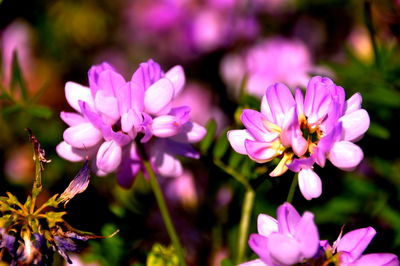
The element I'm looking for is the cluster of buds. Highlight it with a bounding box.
[0,130,113,265]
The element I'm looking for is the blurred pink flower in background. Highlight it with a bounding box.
[164,169,199,210]
[221,37,322,98]
[124,0,258,60]
[1,20,34,88]
[172,82,228,134]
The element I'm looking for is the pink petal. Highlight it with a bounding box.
[227,129,254,155]
[304,76,333,125]
[56,141,86,162]
[97,69,126,96]
[144,77,174,115]
[277,202,301,236]
[339,109,370,142]
[241,109,278,142]
[263,83,295,126]
[337,227,376,262]
[295,87,305,116]
[63,123,103,148]
[294,212,320,258]
[96,140,122,174]
[328,141,364,171]
[165,65,185,97]
[121,109,141,134]
[151,115,181,138]
[257,214,278,237]
[171,122,207,143]
[238,259,267,266]
[268,233,302,265]
[345,93,362,114]
[353,253,399,266]
[280,106,307,156]
[65,82,94,112]
[151,151,183,177]
[248,234,270,263]
[94,90,120,124]
[245,139,281,163]
[298,168,322,200]
[60,112,86,126]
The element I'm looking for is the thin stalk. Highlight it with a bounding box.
[143,160,186,266]
[364,0,380,68]
[214,158,251,190]
[286,173,298,203]
[235,188,255,265]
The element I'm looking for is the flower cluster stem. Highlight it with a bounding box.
[143,160,186,266]
[286,173,298,203]
[235,188,255,265]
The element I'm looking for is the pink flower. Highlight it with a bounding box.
[228,76,370,200]
[241,202,320,266]
[57,60,206,188]
[325,227,399,266]
[220,38,317,98]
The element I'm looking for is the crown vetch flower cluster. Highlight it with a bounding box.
[241,203,399,266]
[57,59,206,188]
[228,76,370,200]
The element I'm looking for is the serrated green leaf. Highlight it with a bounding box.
[213,129,230,159]
[199,119,217,154]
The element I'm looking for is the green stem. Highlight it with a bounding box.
[143,160,186,266]
[214,158,251,190]
[286,173,298,203]
[235,188,255,265]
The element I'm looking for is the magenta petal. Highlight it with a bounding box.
[298,168,322,200]
[345,92,362,114]
[248,234,270,262]
[238,259,267,266]
[116,82,132,114]
[171,122,207,143]
[227,129,254,155]
[165,65,185,97]
[304,76,333,125]
[151,115,181,138]
[96,140,122,174]
[328,141,363,171]
[245,139,280,163]
[144,77,174,115]
[294,212,319,258]
[241,109,278,142]
[268,233,302,265]
[56,141,86,162]
[277,202,301,235]
[353,253,399,266]
[151,150,183,177]
[117,144,141,188]
[337,227,376,262]
[94,90,120,124]
[131,59,163,90]
[65,82,94,112]
[97,69,126,97]
[257,214,278,237]
[339,109,370,142]
[60,112,86,127]
[88,62,115,95]
[287,157,315,172]
[295,87,305,115]
[121,109,142,134]
[63,123,102,148]
[281,106,307,156]
[264,83,295,126]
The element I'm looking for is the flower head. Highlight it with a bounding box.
[241,202,320,266]
[228,76,370,200]
[324,227,399,266]
[57,59,206,188]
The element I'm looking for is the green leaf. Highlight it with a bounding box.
[213,129,230,159]
[368,122,390,139]
[220,258,235,266]
[45,211,66,227]
[25,105,53,119]
[199,119,217,154]
[11,51,29,101]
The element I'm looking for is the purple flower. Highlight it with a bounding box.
[57,59,206,188]
[325,227,399,266]
[240,202,319,266]
[228,76,370,200]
